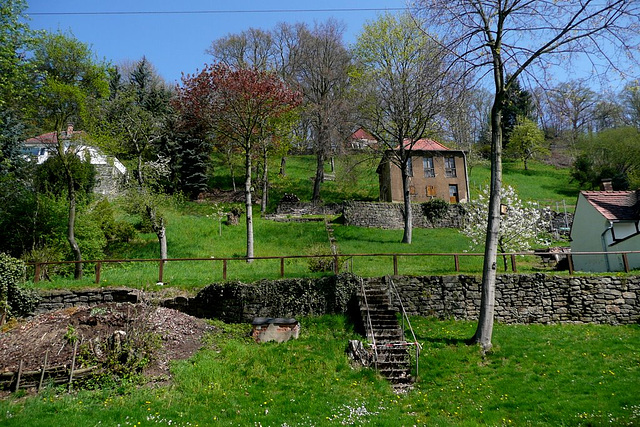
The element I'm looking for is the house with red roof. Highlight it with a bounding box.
[349,127,377,150]
[376,138,469,203]
[570,184,640,272]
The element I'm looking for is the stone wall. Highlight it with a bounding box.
[381,274,639,325]
[31,274,640,326]
[164,275,361,323]
[342,201,464,229]
[34,288,141,314]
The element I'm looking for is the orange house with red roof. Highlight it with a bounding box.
[570,186,640,272]
[376,138,469,203]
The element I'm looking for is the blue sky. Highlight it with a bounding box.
[25,0,408,84]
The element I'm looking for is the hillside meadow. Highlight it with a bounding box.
[4,156,640,426]
[28,156,580,289]
[1,316,639,426]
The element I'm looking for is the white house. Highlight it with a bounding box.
[570,189,640,272]
[23,124,127,196]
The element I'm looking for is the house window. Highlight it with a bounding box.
[445,156,457,177]
[423,157,435,177]
[449,184,459,203]
[406,157,413,176]
[426,185,436,197]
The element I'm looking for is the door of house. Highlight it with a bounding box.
[449,184,459,203]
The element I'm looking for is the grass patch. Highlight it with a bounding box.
[1,316,639,426]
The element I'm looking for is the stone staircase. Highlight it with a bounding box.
[357,278,414,392]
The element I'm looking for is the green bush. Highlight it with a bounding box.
[421,198,450,223]
[0,253,40,322]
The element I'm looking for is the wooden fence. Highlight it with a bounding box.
[28,250,640,284]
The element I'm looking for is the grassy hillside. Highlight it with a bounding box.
[210,153,580,207]
[2,316,638,426]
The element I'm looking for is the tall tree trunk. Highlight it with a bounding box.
[312,150,325,203]
[279,156,286,176]
[245,150,254,262]
[261,146,269,214]
[471,91,504,352]
[158,223,167,260]
[401,164,413,244]
[58,135,83,280]
[67,182,83,279]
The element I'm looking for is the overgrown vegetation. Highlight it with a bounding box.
[0,253,40,324]
[1,315,638,426]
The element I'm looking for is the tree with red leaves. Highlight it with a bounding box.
[175,64,301,260]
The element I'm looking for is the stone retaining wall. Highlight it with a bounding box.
[380,274,639,324]
[32,274,640,325]
[342,201,464,229]
[34,288,141,314]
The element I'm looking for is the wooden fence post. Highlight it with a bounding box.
[223,259,227,280]
[39,350,49,391]
[34,263,41,283]
[510,254,517,272]
[95,262,102,284]
[393,255,398,276]
[568,254,574,275]
[158,260,164,283]
[454,255,460,272]
[280,258,285,277]
[622,253,630,273]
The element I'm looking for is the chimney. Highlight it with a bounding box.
[600,178,613,192]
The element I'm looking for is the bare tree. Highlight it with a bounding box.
[294,19,353,203]
[416,0,639,350]
[206,28,274,70]
[547,80,598,152]
[352,12,453,244]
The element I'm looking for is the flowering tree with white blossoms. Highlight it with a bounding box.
[462,185,549,271]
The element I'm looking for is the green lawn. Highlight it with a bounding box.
[2,316,639,426]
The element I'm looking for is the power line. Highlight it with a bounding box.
[29,7,407,17]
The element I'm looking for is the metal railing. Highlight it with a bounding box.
[358,277,378,371]
[388,277,422,378]
[27,250,640,284]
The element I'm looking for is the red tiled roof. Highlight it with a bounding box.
[25,130,85,145]
[351,128,376,141]
[397,138,450,151]
[25,132,58,145]
[582,190,640,221]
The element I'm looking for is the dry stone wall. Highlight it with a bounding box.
[31,274,639,326]
[34,288,141,314]
[342,201,464,229]
[382,274,640,324]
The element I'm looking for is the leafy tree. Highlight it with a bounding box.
[352,12,452,244]
[176,64,301,260]
[462,185,548,271]
[0,0,34,115]
[572,127,640,189]
[622,80,640,129]
[29,31,110,279]
[94,58,174,260]
[502,76,535,148]
[506,117,549,170]
[416,0,639,350]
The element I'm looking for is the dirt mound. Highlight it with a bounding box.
[0,303,213,391]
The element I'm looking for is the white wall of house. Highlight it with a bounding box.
[571,193,613,272]
[571,193,640,272]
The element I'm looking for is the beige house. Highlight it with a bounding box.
[570,189,640,272]
[377,139,469,203]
